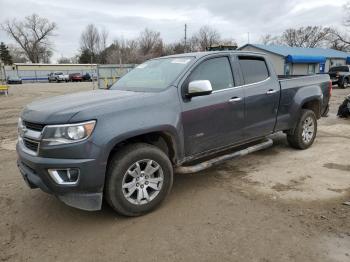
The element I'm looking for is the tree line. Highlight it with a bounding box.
[2,6,350,65]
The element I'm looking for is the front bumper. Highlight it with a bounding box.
[16,142,105,211]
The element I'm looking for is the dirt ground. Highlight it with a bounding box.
[0,82,349,262]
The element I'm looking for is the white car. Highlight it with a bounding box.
[48,72,69,83]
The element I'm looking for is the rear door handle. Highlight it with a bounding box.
[229,97,242,102]
[266,89,278,94]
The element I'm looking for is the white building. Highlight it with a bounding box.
[239,44,350,75]
[4,63,97,82]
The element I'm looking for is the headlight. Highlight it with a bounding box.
[42,120,96,145]
[17,117,23,135]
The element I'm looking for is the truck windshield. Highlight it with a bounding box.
[111,57,194,92]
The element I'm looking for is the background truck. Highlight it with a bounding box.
[17,51,331,216]
[328,65,350,88]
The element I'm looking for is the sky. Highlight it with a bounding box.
[0,0,348,62]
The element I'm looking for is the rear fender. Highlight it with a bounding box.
[288,85,322,132]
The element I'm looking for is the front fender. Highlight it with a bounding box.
[103,125,183,164]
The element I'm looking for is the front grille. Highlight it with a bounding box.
[23,138,39,153]
[23,121,45,132]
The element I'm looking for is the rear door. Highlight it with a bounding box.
[237,56,280,140]
[181,55,245,156]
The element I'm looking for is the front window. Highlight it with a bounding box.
[188,57,234,91]
[111,57,194,92]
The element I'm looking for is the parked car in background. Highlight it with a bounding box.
[82,73,92,81]
[7,76,22,84]
[16,51,331,216]
[328,65,350,88]
[69,73,83,82]
[48,72,69,83]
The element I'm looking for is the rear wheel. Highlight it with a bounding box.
[105,143,173,216]
[287,109,317,150]
[341,78,348,89]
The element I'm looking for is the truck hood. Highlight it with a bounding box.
[21,90,149,124]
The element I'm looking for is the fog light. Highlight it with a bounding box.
[48,168,80,185]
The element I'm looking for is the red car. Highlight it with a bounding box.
[69,73,83,82]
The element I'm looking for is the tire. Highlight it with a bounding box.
[105,143,173,216]
[341,78,348,89]
[287,109,317,150]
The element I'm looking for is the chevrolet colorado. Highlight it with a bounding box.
[17,51,331,216]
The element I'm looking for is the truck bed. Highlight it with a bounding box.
[278,74,330,90]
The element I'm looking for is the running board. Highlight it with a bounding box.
[175,138,273,174]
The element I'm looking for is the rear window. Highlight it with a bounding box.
[238,56,269,84]
[329,66,349,72]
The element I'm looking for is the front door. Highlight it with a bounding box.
[181,56,245,156]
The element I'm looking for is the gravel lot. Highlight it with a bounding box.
[0,82,349,262]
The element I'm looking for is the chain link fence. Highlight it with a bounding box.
[97,64,136,89]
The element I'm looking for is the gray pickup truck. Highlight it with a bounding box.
[328,65,350,88]
[17,51,331,216]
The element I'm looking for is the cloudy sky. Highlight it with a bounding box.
[0,0,348,62]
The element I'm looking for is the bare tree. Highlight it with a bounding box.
[57,56,72,64]
[137,28,163,59]
[280,26,332,48]
[100,28,109,50]
[190,26,221,51]
[328,29,350,51]
[80,24,101,56]
[105,38,139,64]
[1,14,56,63]
[259,34,281,45]
[327,2,350,51]
[80,24,109,63]
[163,42,185,56]
[7,44,28,63]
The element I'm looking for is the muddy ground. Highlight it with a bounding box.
[0,82,349,262]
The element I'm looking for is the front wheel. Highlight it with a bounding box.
[287,109,317,150]
[105,143,173,216]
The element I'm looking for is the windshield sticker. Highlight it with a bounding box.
[171,58,191,64]
[136,64,148,69]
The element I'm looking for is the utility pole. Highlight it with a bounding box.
[184,24,187,53]
[91,53,95,90]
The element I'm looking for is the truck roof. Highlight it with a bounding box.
[161,51,267,59]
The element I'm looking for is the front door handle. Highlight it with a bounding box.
[266,89,278,94]
[229,97,242,102]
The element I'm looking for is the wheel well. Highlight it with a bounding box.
[108,132,177,165]
[302,100,321,119]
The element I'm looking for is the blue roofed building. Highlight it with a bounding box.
[239,44,350,75]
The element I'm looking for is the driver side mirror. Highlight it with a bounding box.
[186,80,213,97]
